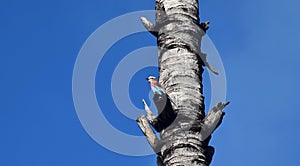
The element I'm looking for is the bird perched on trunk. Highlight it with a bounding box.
[146,76,176,105]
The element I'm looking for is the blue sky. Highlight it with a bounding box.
[1,0,300,165]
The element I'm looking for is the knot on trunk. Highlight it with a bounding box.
[152,93,177,132]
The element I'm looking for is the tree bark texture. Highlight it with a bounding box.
[137,0,229,165]
[157,1,209,165]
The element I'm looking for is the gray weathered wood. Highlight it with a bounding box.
[142,99,156,123]
[156,1,209,165]
[136,115,160,153]
[141,17,158,36]
[199,102,230,141]
[200,52,219,75]
[136,0,229,165]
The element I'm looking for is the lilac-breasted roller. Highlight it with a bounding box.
[146,76,176,105]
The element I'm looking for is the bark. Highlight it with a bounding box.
[136,115,160,153]
[137,0,229,165]
[156,1,209,165]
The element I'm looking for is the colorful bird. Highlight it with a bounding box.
[146,76,176,105]
[146,76,165,95]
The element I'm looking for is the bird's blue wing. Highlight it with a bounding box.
[153,85,165,95]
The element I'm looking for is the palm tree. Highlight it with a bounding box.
[137,0,229,165]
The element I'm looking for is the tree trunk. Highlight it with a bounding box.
[156,1,210,165]
[137,0,229,165]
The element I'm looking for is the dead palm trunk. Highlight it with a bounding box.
[137,0,229,165]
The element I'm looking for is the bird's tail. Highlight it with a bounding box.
[167,95,176,107]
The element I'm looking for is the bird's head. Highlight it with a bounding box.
[146,76,156,82]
